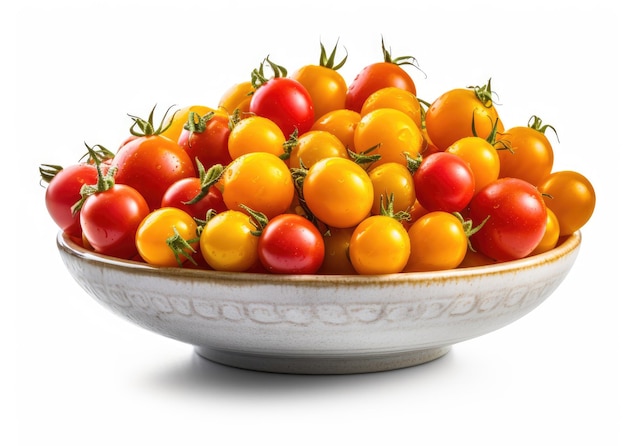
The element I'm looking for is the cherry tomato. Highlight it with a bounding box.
[317,226,357,275]
[302,157,374,228]
[135,207,199,267]
[529,207,560,256]
[258,214,325,274]
[288,130,348,169]
[41,163,98,239]
[311,108,361,150]
[177,111,233,172]
[425,80,504,152]
[468,177,547,261]
[199,209,259,272]
[160,105,214,142]
[228,115,286,160]
[353,107,424,169]
[345,40,417,112]
[497,116,556,185]
[537,170,595,236]
[404,211,467,272]
[349,214,411,275]
[360,86,422,127]
[221,151,294,220]
[161,176,227,221]
[290,41,348,121]
[413,152,475,213]
[249,57,315,139]
[80,183,150,259]
[446,136,500,194]
[368,162,416,216]
[218,81,253,115]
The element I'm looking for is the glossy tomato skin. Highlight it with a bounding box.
[468,177,547,261]
[80,184,150,259]
[345,62,416,113]
[112,135,195,210]
[135,207,199,267]
[537,170,595,235]
[425,86,503,152]
[249,77,315,139]
[161,177,227,221]
[44,163,98,238]
[413,152,475,213]
[290,64,347,122]
[348,215,411,275]
[177,112,233,173]
[497,125,554,185]
[258,214,325,274]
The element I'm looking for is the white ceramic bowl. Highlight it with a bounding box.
[57,231,581,374]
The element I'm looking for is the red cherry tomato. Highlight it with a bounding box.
[249,58,315,139]
[177,111,233,173]
[41,163,98,238]
[413,152,475,213]
[257,214,325,274]
[80,184,150,259]
[468,177,547,261]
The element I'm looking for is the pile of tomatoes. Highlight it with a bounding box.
[40,39,596,275]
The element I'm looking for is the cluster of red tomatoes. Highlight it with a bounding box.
[41,39,596,275]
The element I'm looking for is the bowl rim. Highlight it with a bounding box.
[57,230,581,285]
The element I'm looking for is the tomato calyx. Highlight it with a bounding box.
[453,212,489,252]
[183,160,224,205]
[380,36,423,74]
[378,193,411,222]
[281,129,300,161]
[348,144,383,170]
[528,115,560,142]
[468,78,497,108]
[238,204,269,236]
[319,39,348,70]
[251,56,288,89]
[128,104,178,137]
[39,163,64,184]
[72,143,118,214]
[166,226,199,267]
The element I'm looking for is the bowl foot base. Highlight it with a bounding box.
[194,345,451,374]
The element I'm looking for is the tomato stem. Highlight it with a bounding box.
[166,226,198,267]
[528,115,560,142]
[184,161,224,205]
[319,39,348,70]
[251,56,288,89]
[71,143,118,214]
[128,104,178,137]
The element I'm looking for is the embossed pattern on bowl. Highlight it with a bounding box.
[57,231,581,374]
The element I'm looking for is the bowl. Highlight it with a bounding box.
[56,230,581,374]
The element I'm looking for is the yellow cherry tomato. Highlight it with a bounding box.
[288,130,349,169]
[218,81,253,115]
[135,207,199,267]
[317,226,357,275]
[302,157,374,228]
[404,211,467,272]
[222,151,294,220]
[291,65,347,122]
[446,136,500,194]
[361,86,422,127]
[538,170,596,236]
[200,210,259,272]
[228,115,286,159]
[311,108,361,151]
[349,215,411,275]
[530,208,560,256]
[368,162,416,215]
[353,107,424,169]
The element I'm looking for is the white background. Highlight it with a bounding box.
[5,0,624,444]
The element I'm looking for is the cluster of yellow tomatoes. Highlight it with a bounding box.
[42,39,596,275]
